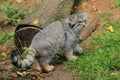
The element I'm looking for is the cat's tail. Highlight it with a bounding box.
[10,46,36,68]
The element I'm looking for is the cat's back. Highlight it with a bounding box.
[42,21,63,34]
[31,21,65,48]
[35,21,64,38]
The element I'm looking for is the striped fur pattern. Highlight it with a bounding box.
[11,13,88,72]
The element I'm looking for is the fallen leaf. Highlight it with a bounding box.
[10,72,18,78]
[0,46,7,52]
[33,19,39,25]
[2,60,7,64]
[4,65,12,70]
[23,71,27,75]
[40,73,48,78]
[107,25,114,32]
[38,77,44,80]
[1,52,7,57]
[30,71,41,76]
[17,71,26,77]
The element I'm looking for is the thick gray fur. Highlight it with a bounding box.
[11,13,88,72]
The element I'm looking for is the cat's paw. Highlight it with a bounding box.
[30,60,42,72]
[44,65,55,72]
[66,55,77,61]
[74,45,83,55]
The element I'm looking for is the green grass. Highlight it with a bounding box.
[65,17,120,79]
[115,0,120,7]
[0,32,14,45]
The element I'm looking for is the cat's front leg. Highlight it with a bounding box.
[74,44,83,55]
[65,50,77,61]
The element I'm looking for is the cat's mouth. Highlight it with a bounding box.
[72,22,86,30]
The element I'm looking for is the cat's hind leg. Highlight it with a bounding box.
[30,58,42,71]
[40,50,55,72]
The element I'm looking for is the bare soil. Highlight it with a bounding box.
[0,0,119,80]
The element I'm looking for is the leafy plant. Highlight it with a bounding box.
[0,32,15,45]
[0,3,26,26]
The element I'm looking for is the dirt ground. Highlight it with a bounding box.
[0,0,119,80]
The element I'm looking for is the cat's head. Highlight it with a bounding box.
[64,13,88,32]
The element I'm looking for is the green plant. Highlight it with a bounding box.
[0,32,15,45]
[115,0,120,7]
[0,3,26,26]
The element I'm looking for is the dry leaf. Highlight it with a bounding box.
[10,72,18,78]
[38,77,44,80]
[4,65,12,70]
[30,71,41,76]
[23,71,27,75]
[108,25,114,32]
[1,52,7,57]
[17,71,26,77]
[17,71,23,76]
[33,19,39,25]
[2,60,7,64]
[40,73,48,78]
[0,46,7,52]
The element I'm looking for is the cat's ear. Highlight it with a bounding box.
[64,15,76,28]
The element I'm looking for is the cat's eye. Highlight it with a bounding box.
[70,16,74,21]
